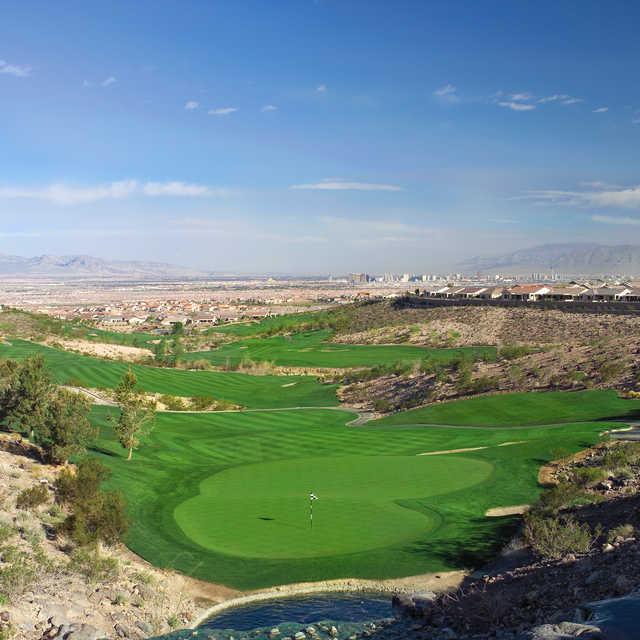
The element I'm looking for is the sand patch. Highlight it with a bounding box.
[43,337,152,362]
[419,441,524,456]
[419,446,487,456]
[485,504,530,517]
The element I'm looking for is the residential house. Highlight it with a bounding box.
[503,285,551,301]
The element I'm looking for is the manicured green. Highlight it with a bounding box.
[183,329,496,368]
[374,390,640,427]
[89,399,618,589]
[0,339,338,409]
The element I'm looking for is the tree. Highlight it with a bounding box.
[56,458,129,546]
[0,356,54,439]
[112,369,155,460]
[39,389,96,464]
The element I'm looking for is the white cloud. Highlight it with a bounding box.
[524,184,640,209]
[592,214,640,226]
[498,101,536,112]
[538,94,582,105]
[0,59,31,77]
[261,104,278,112]
[433,84,460,104]
[510,93,533,102]
[142,182,225,197]
[592,107,609,113]
[208,107,238,116]
[290,179,403,192]
[184,100,199,111]
[316,84,327,93]
[101,76,117,87]
[0,180,225,205]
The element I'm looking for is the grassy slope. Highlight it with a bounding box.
[0,339,337,409]
[374,390,640,427]
[183,329,496,368]
[0,308,157,347]
[91,404,611,589]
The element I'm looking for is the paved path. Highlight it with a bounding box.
[608,421,640,441]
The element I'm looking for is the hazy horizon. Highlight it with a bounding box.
[2,1,640,272]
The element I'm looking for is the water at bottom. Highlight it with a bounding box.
[202,593,392,631]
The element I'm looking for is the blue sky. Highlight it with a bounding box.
[1,0,640,273]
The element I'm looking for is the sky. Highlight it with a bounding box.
[1,0,640,274]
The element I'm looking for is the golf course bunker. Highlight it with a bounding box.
[174,455,493,560]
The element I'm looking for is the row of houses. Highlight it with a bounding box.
[428,282,640,303]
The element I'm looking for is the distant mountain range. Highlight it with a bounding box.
[0,254,205,279]
[460,243,640,275]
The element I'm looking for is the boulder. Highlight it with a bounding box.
[519,621,604,639]
[66,624,109,640]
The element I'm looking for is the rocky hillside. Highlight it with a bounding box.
[0,435,229,640]
[335,304,640,413]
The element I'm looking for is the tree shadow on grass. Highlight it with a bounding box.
[406,517,520,570]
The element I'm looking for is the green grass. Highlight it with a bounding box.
[374,390,640,427]
[206,312,324,337]
[0,339,338,409]
[183,329,496,369]
[88,394,623,590]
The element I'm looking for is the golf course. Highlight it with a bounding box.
[89,392,637,589]
[3,327,640,591]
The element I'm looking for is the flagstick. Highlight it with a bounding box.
[310,495,313,530]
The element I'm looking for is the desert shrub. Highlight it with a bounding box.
[537,482,586,513]
[65,377,87,389]
[186,359,213,371]
[15,485,49,511]
[373,398,392,413]
[571,466,608,489]
[524,513,599,559]
[70,547,119,582]
[498,344,537,360]
[607,524,635,544]
[159,395,188,411]
[467,376,499,394]
[0,546,38,601]
[0,623,14,640]
[191,396,215,411]
[602,445,635,471]
[599,359,626,382]
[0,521,16,544]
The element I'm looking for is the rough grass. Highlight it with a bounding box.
[0,339,338,409]
[373,390,640,427]
[89,404,614,589]
[183,329,496,369]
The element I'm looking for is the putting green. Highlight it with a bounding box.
[175,455,493,558]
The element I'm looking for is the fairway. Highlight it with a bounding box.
[87,393,630,589]
[374,390,640,427]
[0,339,338,409]
[183,329,496,368]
